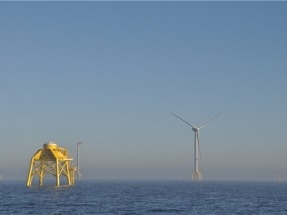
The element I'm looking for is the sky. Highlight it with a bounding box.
[0,2,287,181]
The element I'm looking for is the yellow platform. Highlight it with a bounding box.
[26,141,75,186]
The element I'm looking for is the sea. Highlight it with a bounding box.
[1,180,287,214]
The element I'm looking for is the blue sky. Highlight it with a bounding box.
[0,2,287,181]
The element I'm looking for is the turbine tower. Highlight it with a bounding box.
[172,112,222,181]
[77,142,83,180]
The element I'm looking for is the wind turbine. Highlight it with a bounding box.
[77,142,83,180]
[171,112,222,180]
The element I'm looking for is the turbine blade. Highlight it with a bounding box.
[198,112,222,129]
[171,113,197,129]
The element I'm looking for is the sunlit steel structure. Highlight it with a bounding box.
[26,141,75,186]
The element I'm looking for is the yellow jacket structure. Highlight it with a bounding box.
[26,141,75,186]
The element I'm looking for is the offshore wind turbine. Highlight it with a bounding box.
[77,142,83,180]
[171,112,222,180]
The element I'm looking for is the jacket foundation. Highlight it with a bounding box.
[26,141,76,186]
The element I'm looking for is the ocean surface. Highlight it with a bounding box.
[1,180,287,214]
